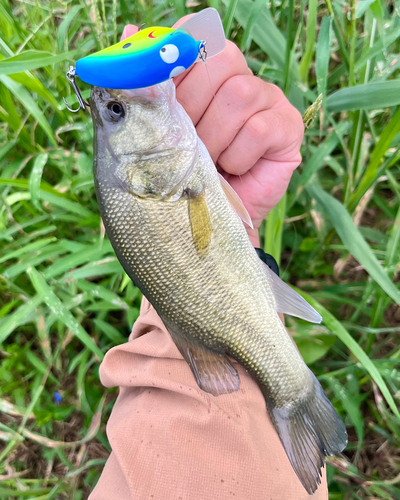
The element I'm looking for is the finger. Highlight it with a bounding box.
[196,76,286,163]
[121,25,138,40]
[174,41,250,125]
[224,155,300,228]
[217,105,304,175]
[172,14,194,29]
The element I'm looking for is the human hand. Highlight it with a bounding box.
[121,19,304,247]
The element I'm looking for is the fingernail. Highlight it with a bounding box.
[121,25,138,41]
[121,26,129,40]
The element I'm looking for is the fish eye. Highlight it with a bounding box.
[160,44,179,64]
[106,101,125,122]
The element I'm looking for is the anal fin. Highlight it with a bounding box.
[167,326,240,396]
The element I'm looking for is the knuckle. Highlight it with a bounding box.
[264,82,285,103]
[216,40,247,72]
[246,113,269,142]
[224,40,244,63]
[281,107,305,152]
[221,75,256,106]
[218,153,242,175]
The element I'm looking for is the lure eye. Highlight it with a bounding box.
[106,101,125,122]
[160,44,179,64]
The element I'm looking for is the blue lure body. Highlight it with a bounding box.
[71,8,226,90]
[76,28,201,89]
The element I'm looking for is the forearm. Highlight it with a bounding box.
[90,297,326,500]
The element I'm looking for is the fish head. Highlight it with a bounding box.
[91,81,178,152]
[91,80,198,199]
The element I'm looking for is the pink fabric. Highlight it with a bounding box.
[89,297,327,500]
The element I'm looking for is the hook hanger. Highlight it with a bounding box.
[199,41,207,63]
[63,66,90,113]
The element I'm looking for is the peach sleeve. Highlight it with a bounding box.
[89,297,327,500]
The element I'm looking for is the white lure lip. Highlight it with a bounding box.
[169,66,186,78]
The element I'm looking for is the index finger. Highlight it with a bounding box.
[171,17,251,125]
[174,41,251,126]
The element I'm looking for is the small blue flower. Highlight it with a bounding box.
[53,392,62,404]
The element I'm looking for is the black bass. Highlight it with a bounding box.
[90,79,347,494]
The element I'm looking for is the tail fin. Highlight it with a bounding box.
[263,373,347,494]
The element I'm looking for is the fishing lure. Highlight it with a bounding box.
[64,8,226,112]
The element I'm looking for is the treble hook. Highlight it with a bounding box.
[63,66,90,113]
[199,41,207,63]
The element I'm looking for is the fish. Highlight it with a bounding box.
[90,78,347,494]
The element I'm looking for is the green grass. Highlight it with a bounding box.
[0,0,399,498]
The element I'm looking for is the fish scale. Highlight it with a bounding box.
[91,79,347,494]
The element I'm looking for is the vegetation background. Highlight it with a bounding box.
[0,0,399,498]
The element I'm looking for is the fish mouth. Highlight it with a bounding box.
[92,81,172,102]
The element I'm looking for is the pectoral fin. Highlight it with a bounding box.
[188,188,212,257]
[262,261,323,324]
[218,173,253,229]
[166,324,240,396]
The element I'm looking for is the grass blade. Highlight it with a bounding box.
[295,121,350,192]
[327,80,400,111]
[0,51,77,75]
[76,280,128,310]
[27,267,103,359]
[316,16,332,118]
[296,287,400,419]
[299,0,318,83]
[264,193,286,265]
[43,245,110,279]
[29,153,48,211]
[386,205,400,272]
[40,191,93,218]
[93,319,126,344]
[348,106,400,211]
[0,296,42,344]
[0,75,56,145]
[307,182,400,307]
[223,0,240,38]
[239,0,266,52]
[220,0,294,78]
[57,6,83,52]
[0,237,56,264]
